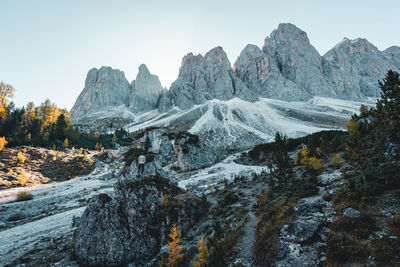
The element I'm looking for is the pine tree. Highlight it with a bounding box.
[55,114,67,141]
[267,132,293,187]
[376,70,400,142]
[167,224,184,267]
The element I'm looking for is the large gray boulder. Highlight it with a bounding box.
[262,23,333,97]
[234,44,310,101]
[71,67,131,117]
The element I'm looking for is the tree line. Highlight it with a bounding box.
[0,82,131,150]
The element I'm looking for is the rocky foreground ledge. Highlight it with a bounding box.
[73,175,207,266]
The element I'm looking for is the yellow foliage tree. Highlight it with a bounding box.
[17,152,26,164]
[62,138,69,150]
[348,119,360,136]
[196,235,209,266]
[294,144,309,166]
[0,82,15,119]
[294,144,324,172]
[307,156,324,173]
[0,136,8,151]
[163,194,169,208]
[330,154,344,168]
[17,170,28,186]
[167,224,184,267]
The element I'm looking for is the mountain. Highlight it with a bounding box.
[168,46,254,110]
[262,23,334,98]
[128,64,165,113]
[70,67,131,117]
[71,64,164,118]
[233,43,310,101]
[70,23,400,141]
[323,37,399,97]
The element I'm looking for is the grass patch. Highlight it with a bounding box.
[7,212,24,221]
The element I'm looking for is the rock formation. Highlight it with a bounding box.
[73,175,204,266]
[128,64,165,113]
[71,65,164,118]
[169,46,253,109]
[234,44,310,101]
[262,23,334,98]
[70,67,131,117]
[323,38,399,97]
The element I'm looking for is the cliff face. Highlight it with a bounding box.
[323,38,399,97]
[262,23,334,98]
[70,67,131,117]
[71,65,164,118]
[128,64,165,113]
[169,46,253,110]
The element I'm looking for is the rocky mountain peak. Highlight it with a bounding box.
[138,63,151,75]
[71,23,400,120]
[169,46,255,109]
[204,46,231,69]
[332,37,379,55]
[262,23,333,97]
[70,66,131,117]
[234,43,310,101]
[128,64,164,113]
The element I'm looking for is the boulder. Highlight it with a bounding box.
[343,207,361,218]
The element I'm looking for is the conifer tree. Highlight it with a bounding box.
[167,224,184,267]
[112,133,117,143]
[197,235,209,265]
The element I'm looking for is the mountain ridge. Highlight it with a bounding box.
[71,23,399,120]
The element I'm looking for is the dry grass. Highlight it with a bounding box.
[16,191,33,201]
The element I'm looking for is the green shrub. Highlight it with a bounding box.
[16,191,33,201]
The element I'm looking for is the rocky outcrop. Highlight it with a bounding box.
[73,176,204,266]
[70,67,131,117]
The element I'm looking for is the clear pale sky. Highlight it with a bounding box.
[1,0,399,110]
